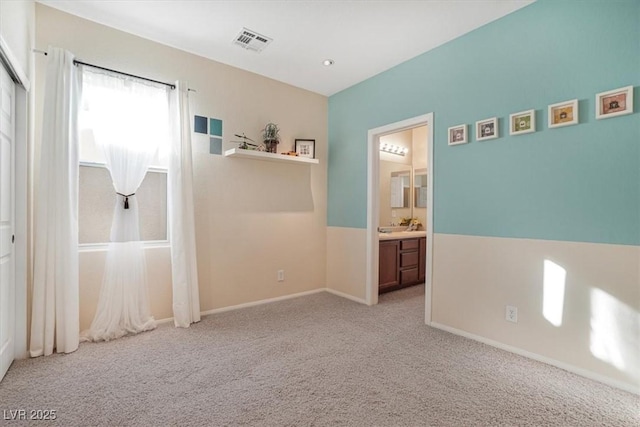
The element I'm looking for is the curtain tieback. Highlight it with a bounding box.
[116,192,135,209]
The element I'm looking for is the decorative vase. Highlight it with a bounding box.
[264,139,278,153]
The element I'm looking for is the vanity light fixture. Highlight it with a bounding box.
[379,143,409,156]
[323,59,335,66]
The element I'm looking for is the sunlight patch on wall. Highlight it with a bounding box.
[590,288,640,381]
[543,260,566,327]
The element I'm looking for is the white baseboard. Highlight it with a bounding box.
[155,317,175,326]
[156,287,366,325]
[324,288,368,305]
[430,322,639,395]
[199,288,326,317]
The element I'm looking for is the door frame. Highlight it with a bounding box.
[0,37,30,361]
[366,113,434,324]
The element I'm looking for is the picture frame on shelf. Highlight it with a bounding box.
[595,86,633,119]
[295,139,315,158]
[509,109,535,135]
[447,124,468,146]
[548,99,578,128]
[475,117,498,141]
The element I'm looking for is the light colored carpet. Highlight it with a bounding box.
[1,285,638,426]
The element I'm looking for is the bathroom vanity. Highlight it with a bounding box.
[378,232,426,294]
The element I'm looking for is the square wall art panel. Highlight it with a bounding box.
[209,118,223,137]
[210,137,222,155]
[194,115,208,134]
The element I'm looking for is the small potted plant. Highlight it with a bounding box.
[262,122,280,153]
[400,217,422,231]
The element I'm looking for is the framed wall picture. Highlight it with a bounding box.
[509,109,535,135]
[447,124,468,146]
[595,86,633,119]
[475,117,498,141]
[295,139,315,158]
[548,99,578,128]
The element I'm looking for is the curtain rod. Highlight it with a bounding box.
[77,60,175,89]
[33,48,196,92]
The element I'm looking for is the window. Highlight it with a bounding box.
[78,68,170,246]
[78,164,167,244]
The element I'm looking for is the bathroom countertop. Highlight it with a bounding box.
[378,231,426,241]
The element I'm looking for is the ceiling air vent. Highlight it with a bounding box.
[233,28,272,53]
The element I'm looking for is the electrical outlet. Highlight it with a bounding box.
[277,270,284,282]
[506,305,518,323]
[391,210,397,218]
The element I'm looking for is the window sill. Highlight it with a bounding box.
[79,240,170,252]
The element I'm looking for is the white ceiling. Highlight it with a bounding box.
[37,0,535,96]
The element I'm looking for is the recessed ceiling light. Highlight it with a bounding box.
[323,59,335,66]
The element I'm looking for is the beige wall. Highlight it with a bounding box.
[432,233,640,391]
[78,247,173,328]
[326,227,367,301]
[35,4,328,330]
[1,0,35,75]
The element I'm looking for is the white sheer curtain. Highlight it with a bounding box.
[169,81,200,327]
[30,47,81,357]
[80,68,169,341]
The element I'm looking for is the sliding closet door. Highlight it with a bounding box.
[0,62,16,381]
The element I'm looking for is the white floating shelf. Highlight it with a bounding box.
[224,148,319,165]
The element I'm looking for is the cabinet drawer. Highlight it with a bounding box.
[400,268,418,284]
[400,251,418,268]
[400,239,419,250]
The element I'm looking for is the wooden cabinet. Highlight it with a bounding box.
[379,237,426,294]
[378,240,399,290]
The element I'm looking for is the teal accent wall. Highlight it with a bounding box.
[327,0,640,245]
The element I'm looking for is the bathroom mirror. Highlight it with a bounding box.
[390,170,411,208]
[414,169,427,208]
[379,161,412,227]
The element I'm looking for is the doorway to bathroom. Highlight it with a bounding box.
[365,113,433,325]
